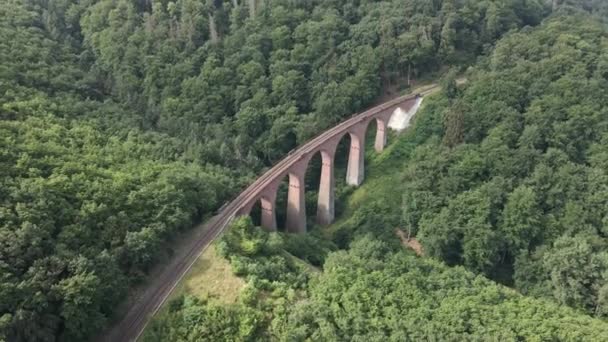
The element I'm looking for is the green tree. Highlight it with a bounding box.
[501,185,542,252]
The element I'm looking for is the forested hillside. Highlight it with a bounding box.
[320,7,608,316]
[146,217,608,341]
[146,6,608,342]
[322,4,608,327]
[1,0,607,341]
[405,14,608,317]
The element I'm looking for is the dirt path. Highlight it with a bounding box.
[396,229,424,256]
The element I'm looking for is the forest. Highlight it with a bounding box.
[146,3,608,342]
[1,0,608,341]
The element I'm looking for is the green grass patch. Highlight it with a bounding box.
[141,246,246,341]
[167,246,245,304]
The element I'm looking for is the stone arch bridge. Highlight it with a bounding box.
[230,89,428,233]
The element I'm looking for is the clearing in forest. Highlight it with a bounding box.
[396,229,424,256]
[168,246,245,304]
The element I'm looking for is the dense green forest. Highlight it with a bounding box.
[145,3,608,342]
[145,218,608,341]
[413,16,608,317]
[2,0,608,341]
[336,4,608,324]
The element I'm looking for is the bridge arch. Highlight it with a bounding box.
[302,148,337,227]
[285,170,306,233]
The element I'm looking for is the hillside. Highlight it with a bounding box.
[144,10,608,341]
[330,13,608,318]
[2,0,608,341]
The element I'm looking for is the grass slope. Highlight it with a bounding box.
[167,246,245,304]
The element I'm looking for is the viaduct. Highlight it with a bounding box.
[103,86,436,342]
[235,92,423,232]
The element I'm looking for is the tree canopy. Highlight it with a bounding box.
[3,0,608,341]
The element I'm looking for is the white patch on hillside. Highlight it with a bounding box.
[388,97,423,131]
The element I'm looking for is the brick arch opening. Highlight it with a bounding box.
[365,118,379,151]
[304,151,322,228]
[249,198,262,227]
[334,131,353,187]
[274,174,290,232]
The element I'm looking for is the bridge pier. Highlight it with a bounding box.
[374,119,387,152]
[316,150,335,225]
[286,172,306,233]
[260,193,277,232]
[346,130,365,186]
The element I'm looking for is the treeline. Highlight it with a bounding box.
[284,237,608,341]
[75,0,547,167]
[0,116,234,341]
